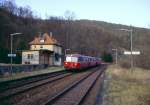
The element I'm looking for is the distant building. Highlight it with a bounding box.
[22,33,62,66]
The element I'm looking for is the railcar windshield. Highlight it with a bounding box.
[66,57,78,62]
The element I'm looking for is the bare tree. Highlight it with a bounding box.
[64,10,75,21]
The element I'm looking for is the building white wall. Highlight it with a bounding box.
[30,45,62,55]
[53,45,62,55]
[54,56,62,66]
[22,44,62,66]
[22,51,39,64]
[55,58,62,66]
[30,45,53,51]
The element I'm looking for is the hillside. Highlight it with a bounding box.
[0,0,150,69]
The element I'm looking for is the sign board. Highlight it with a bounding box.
[124,51,140,55]
[8,54,16,57]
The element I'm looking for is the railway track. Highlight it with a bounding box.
[0,70,72,99]
[10,68,98,105]
[0,70,67,92]
[44,66,105,105]
[0,66,105,105]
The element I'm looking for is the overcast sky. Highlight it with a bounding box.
[15,0,150,28]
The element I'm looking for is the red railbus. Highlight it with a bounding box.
[64,54,101,70]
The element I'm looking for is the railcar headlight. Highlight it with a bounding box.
[74,63,78,66]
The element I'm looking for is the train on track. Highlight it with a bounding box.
[64,54,101,70]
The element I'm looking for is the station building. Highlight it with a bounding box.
[22,33,62,66]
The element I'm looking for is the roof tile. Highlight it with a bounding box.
[29,33,59,45]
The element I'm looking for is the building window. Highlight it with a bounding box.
[31,54,33,59]
[27,54,30,59]
[55,53,59,61]
[27,54,33,59]
[34,45,36,48]
[40,45,43,49]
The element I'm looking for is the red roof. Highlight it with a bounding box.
[29,33,60,45]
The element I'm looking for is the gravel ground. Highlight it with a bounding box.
[0,66,64,82]
[94,71,107,105]
[0,73,71,99]
[52,68,101,105]
[10,70,92,105]
[82,70,105,105]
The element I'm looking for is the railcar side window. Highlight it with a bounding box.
[78,57,83,62]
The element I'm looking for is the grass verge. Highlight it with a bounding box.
[103,65,150,105]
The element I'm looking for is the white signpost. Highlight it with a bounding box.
[124,51,140,55]
[8,54,16,57]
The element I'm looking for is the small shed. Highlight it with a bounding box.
[22,33,62,66]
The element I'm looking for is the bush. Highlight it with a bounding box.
[101,52,113,62]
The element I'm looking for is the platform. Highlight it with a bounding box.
[0,66,65,82]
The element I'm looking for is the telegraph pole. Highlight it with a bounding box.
[112,49,118,65]
[119,28,133,71]
[130,29,133,71]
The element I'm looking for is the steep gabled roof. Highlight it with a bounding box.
[29,33,60,45]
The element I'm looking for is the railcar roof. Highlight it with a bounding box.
[66,54,94,58]
[65,54,82,57]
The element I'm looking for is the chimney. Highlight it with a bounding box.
[50,32,53,37]
[38,32,42,39]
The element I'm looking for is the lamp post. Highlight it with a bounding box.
[10,33,22,72]
[119,28,133,70]
[112,49,118,65]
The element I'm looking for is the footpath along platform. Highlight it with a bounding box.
[0,66,65,82]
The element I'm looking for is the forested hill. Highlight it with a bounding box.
[0,1,150,69]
